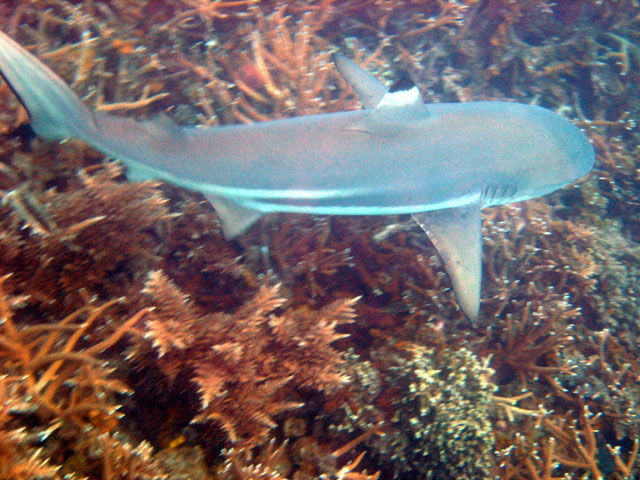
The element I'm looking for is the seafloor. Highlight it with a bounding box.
[0,1,639,479]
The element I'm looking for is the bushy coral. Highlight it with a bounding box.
[335,345,497,479]
[0,159,170,313]
[138,271,356,448]
[0,0,640,479]
[0,376,61,480]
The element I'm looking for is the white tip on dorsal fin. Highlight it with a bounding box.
[334,54,430,119]
[374,85,429,118]
[346,84,431,136]
[333,54,389,109]
[376,86,421,107]
[374,69,429,119]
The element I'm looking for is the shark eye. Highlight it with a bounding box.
[482,183,518,202]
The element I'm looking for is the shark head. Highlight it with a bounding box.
[508,104,595,204]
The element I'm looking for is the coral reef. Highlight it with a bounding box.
[0,159,170,313]
[0,376,60,479]
[0,275,168,479]
[138,271,355,448]
[0,0,639,479]
[334,346,497,479]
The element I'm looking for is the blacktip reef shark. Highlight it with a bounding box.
[0,29,595,320]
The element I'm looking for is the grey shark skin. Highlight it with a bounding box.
[0,30,595,320]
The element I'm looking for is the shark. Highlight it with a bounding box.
[0,29,594,320]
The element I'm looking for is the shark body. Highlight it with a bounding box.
[0,30,595,320]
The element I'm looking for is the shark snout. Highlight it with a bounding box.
[560,122,596,182]
[539,108,596,184]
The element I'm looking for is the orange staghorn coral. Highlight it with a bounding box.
[1,0,640,478]
[139,271,356,448]
[0,274,170,479]
[0,376,61,480]
[498,406,638,479]
[0,275,135,429]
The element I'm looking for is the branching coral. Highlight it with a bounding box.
[139,271,356,448]
[498,406,638,479]
[0,160,170,313]
[0,275,135,430]
[1,0,640,478]
[0,274,169,479]
[480,301,576,388]
[0,376,61,480]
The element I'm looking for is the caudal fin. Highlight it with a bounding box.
[0,30,96,140]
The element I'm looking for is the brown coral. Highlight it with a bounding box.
[0,376,61,480]
[1,1,640,478]
[139,271,356,448]
[0,274,170,479]
[0,159,170,313]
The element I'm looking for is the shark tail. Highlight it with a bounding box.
[0,30,96,140]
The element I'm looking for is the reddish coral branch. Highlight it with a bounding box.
[140,271,357,448]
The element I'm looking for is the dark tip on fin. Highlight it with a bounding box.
[389,71,415,93]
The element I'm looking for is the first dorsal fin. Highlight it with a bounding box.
[335,55,430,136]
[345,84,430,136]
[333,54,389,109]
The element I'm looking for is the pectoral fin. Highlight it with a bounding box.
[412,203,482,320]
[204,194,263,239]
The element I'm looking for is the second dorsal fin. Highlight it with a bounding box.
[141,113,184,143]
